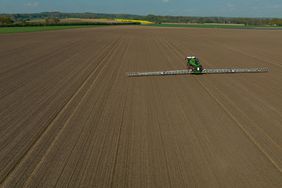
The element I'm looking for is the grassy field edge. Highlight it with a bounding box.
[146,23,282,30]
[0,25,106,34]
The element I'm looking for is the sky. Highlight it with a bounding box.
[1,0,282,18]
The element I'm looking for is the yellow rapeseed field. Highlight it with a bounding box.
[115,19,153,24]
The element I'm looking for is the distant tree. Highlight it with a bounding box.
[0,16,14,25]
[269,18,282,26]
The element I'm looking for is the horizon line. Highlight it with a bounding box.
[1,11,282,19]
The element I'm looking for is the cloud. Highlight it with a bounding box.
[25,2,39,8]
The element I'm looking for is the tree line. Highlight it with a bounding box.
[146,15,282,26]
[1,12,282,26]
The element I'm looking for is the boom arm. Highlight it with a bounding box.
[127,67,269,77]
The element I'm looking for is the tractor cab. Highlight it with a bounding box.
[186,56,203,74]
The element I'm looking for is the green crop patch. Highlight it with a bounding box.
[0,25,101,34]
[146,23,282,30]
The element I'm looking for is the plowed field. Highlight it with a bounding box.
[0,26,282,188]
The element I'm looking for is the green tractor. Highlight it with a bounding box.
[186,56,203,74]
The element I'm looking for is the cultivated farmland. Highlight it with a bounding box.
[0,26,282,188]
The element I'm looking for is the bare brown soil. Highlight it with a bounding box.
[0,26,281,188]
